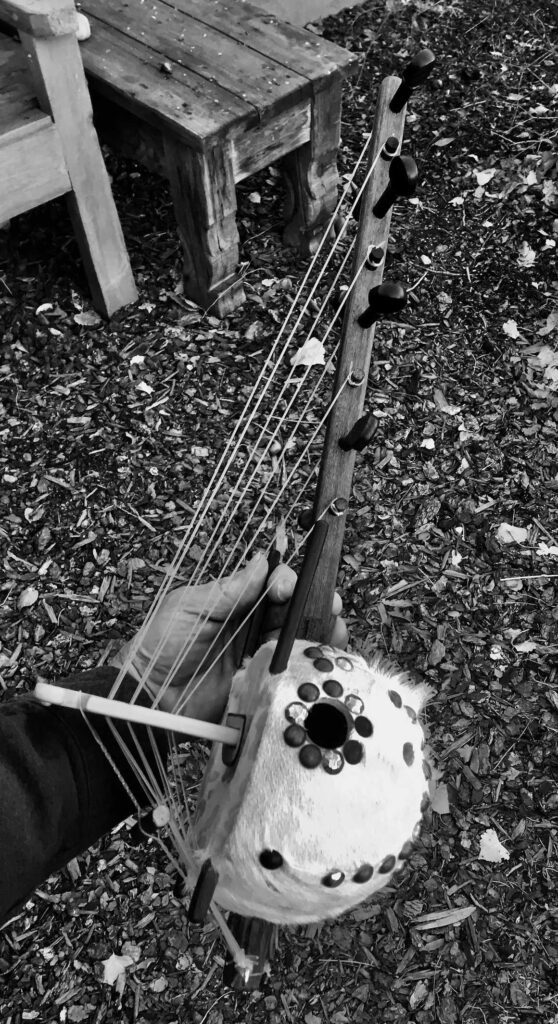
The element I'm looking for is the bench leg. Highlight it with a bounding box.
[281,78,343,255]
[19,32,137,318]
[164,138,245,318]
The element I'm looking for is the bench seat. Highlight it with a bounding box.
[79,0,358,315]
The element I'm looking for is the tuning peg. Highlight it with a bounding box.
[390,49,436,113]
[373,156,418,219]
[357,281,406,329]
[339,412,379,452]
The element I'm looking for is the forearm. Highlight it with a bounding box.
[0,667,170,927]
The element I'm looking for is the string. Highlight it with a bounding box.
[108,134,383,703]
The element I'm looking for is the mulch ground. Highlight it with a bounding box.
[1,0,558,1021]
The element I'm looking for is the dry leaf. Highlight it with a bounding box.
[290,337,326,368]
[73,310,102,327]
[496,522,529,544]
[502,319,520,339]
[18,586,39,610]
[102,953,134,986]
[433,389,462,415]
[478,828,510,863]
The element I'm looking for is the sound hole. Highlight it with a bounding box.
[305,701,351,749]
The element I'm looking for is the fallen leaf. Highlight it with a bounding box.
[434,137,455,147]
[496,522,529,544]
[73,311,102,327]
[433,388,462,415]
[475,168,497,186]
[517,241,536,268]
[478,828,510,863]
[428,639,446,665]
[502,319,520,339]
[102,953,134,986]
[18,586,39,610]
[290,337,325,367]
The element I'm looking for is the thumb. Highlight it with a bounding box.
[209,552,268,620]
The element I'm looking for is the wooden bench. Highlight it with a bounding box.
[0,0,137,317]
[78,0,358,316]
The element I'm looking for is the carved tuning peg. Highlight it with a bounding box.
[357,281,406,329]
[339,412,379,452]
[373,156,418,219]
[390,49,436,113]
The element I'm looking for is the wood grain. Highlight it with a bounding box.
[300,76,409,641]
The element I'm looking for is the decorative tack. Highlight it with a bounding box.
[304,646,322,659]
[423,759,432,780]
[420,791,431,813]
[345,694,364,715]
[322,870,345,888]
[323,679,343,699]
[285,702,308,726]
[404,704,417,723]
[388,689,403,708]
[259,849,284,870]
[379,854,396,874]
[323,750,345,775]
[298,682,320,703]
[355,715,373,738]
[336,656,353,672]
[343,739,364,764]
[284,724,306,748]
[314,657,334,672]
[299,744,322,769]
[403,742,415,766]
[398,840,414,860]
[348,370,365,387]
[353,863,374,883]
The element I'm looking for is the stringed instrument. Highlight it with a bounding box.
[35,48,436,993]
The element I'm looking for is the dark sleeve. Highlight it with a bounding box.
[0,667,171,927]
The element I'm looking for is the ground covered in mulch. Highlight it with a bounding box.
[1,0,558,1021]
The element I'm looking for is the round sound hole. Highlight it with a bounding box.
[305,700,352,750]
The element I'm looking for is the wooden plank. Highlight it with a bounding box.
[0,34,38,130]
[80,16,254,148]
[0,118,70,221]
[0,0,77,38]
[301,76,408,642]
[170,0,359,82]
[232,96,310,181]
[81,0,310,120]
[20,29,137,316]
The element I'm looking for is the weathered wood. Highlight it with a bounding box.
[81,13,255,148]
[164,136,245,317]
[0,116,69,221]
[171,0,358,81]
[0,0,77,38]
[82,0,310,121]
[19,27,137,316]
[232,98,310,182]
[281,76,343,254]
[77,0,355,315]
[301,76,409,641]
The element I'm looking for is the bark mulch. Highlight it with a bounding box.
[1,0,557,1022]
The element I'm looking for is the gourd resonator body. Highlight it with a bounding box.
[187,639,431,925]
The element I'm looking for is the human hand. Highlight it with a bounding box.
[111,552,347,723]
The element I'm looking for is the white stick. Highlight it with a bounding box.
[34,683,241,745]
